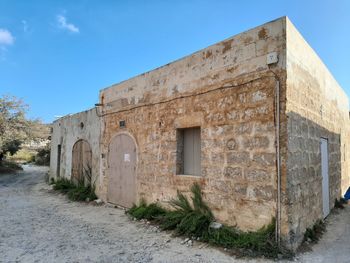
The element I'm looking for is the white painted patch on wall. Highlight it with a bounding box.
[124,153,130,162]
[267,52,278,65]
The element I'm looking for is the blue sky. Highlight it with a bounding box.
[0,0,349,123]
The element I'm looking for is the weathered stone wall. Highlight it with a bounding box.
[101,74,278,230]
[98,18,287,231]
[282,18,350,249]
[49,108,102,196]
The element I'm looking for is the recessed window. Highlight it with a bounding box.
[119,120,126,128]
[176,127,201,176]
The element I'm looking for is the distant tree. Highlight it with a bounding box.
[27,119,51,141]
[0,95,31,156]
[2,139,22,156]
[34,146,50,166]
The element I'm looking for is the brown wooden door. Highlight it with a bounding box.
[107,134,136,207]
[72,140,92,183]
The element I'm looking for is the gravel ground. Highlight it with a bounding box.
[297,203,350,263]
[0,165,349,263]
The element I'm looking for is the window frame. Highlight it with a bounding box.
[176,126,201,176]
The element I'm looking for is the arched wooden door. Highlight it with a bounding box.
[107,134,137,207]
[72,140,92,183]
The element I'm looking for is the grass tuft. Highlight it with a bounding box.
[205,220,279,257]
[67,185,97,201]
[53,177,75,193]
[303,219,326,243]
[334,198,345,209]
[52,177,97,202]
[128,199,166,220]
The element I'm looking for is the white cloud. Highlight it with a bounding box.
[0,29,14,45]
[57,15,79,33]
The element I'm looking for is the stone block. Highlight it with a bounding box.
[253,153,275,166]
[227,152,250,165]
[234,122,253,134]
[233,183,247,196]
[251,90,267,103]
[210,180,232,194]
[243,136,270,149]
[224,166,243,178]
[202,166,224,178]
[245,168,271,181]
[225,138,237,150]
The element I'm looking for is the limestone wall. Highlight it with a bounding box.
[98,17,287,230]
[283,18,350,248]
[49,108,102,196]
[101,74,278,229]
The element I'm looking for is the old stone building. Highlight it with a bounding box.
[50,16,350,249]
[50,109,101,194]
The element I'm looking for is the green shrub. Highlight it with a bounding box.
[67,184,97,201]
[127,183,287,259]
[2,139,22,156]
[52,178,75,193]
[128,199,166,220]
[52,177,97,201]
[49,178,55,185]
[205,220,279,257]
[334,198,345,209]
[303,219,326,243]
[7,149,35,163]
[160,185,209,237]
[159,210,186,230]
[160,183,214,238]
[34,147,50,166]
[205,225,240,247]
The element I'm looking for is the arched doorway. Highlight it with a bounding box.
[107,133,137,207]
[71,139,92,184]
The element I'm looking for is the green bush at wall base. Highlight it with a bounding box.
[52,177,97,201]
[128,201,166,220]
[303,219,326,243]
[127,183,287,258]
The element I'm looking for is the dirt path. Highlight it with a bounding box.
[0,166,261,263]
[297,204,350,263]
[0,166,349,263]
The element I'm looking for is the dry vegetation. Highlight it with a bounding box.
[0,95,51,172]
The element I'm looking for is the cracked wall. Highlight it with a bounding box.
[49,108,102,196]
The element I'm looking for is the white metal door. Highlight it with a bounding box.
[320,138,330,218]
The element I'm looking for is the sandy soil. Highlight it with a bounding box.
[0,165,349,263]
